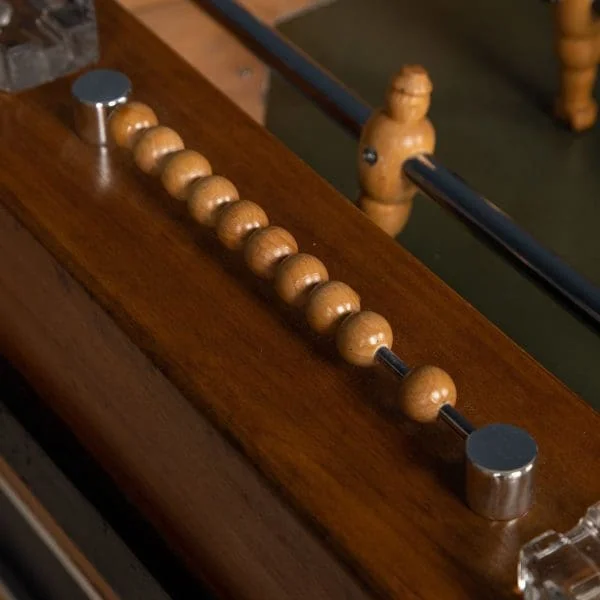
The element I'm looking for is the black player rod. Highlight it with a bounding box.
[197,0,369,136]
[403,155,600,328]
[376,346,410,377]
[198,0,600,330]
[438,404,475,439]
[376,347,475,439]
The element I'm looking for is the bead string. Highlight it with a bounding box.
[108,101,463,428]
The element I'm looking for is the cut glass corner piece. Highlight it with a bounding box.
[0,0,99,93]
[518,502,600,600]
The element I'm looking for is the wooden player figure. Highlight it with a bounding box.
[358,65,435,237]
[554,0,600,131]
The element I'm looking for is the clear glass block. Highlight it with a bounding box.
[0,0,99,92]
[518,503,600,600]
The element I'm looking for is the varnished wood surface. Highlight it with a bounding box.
[0,457,119,600]
[0,204,368,600]
[1,2,600,598]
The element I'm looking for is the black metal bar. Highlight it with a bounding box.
[197,0,600,330]
[404,155,600,327]
[197,0,370,136]
[376,346,411,377]
[375,347,475,439]
[439,404,476,440]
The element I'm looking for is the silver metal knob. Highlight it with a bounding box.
[465,423,537,520]
[71,69,131,146]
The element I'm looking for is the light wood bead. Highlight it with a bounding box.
[275,253,329,308]
[216,200,269,250]
[398,365,457,423]
[160,150,212,200]
[336,311,392,367]
[187,175,239,227]
[306,281,361,336]
[109,102,158,149]
[133,126,184,175]
[244,226,298,279]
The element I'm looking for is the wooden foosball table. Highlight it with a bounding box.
[1,1,600,599]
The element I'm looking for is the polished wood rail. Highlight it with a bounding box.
[0,2,599,598]
[110,99,455,419]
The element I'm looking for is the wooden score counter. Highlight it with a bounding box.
[0,1,599,598]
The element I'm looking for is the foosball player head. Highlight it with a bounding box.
[385,65,433,124]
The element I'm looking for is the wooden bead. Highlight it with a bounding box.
[187,175,239,227]
[275,253,329,307]
[336,311,392,367]
[244,226,298,279]
[160,150,212,200]
[398,365,457,423]
[109,102,158,149]
[216,200,269,250]
[306,281,360,336]
[133,126,184,175]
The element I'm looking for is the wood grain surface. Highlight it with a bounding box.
[0,204,369,600]
[0,2,599,598]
